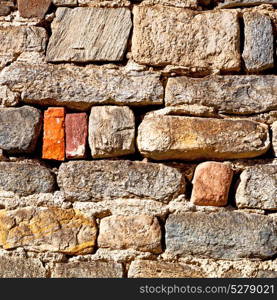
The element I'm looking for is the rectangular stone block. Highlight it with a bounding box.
[42,107,65,161]
[236,165,277,210]
[218,0,277,7]
[165,76,277,115]
[0,254,47,278]
[57,160,185,203]
[191,162,233,207]
[128,260,206,278]
[65,113,88,159]
[0,162,55,196]
[0,62,163,109]
[52,261,123,278]
[47,7,132,62]
[0,207,97,255]
[165,212,277,259]
[18,0,52,18]
[242,12,274,72]
[0,106,42,153]
[98,215,162,253]
[137,115,270,160]
[89,106,135,158]
[132,5,240,73]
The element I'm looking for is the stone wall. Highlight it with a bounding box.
[0,0,276,278]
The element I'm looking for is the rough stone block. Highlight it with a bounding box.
[98,215,162,253]
[65,113,88,159]
[0,106,42,153]
[165,212,277,259]
[52,261,123,278]
[218,0,277,8]
[57,160,185,203]
[242,12,274,72]
[0,62,163,109]
[0,254,47,278]
[191,162,233,207]
[0,162,55,196]
[47,7,132,62]
[0,207,97,254]
[18,0,52,18]
[42,107,65,161]
[128,260,206,278]
[236,165,277,210]
[132,5,240,73]
[137,115,270,160]
[165,76,277,115]
[89,106,135,158]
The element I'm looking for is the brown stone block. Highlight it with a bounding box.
[18,0,51,18]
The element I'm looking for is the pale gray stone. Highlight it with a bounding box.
[47,7,132,62]
[89,106,135,158]
[0,62,163,110]
[165,76,277,115]
[0,106,42,153]
[165,212,277,259]
[0,254,47,278]
[137,115,270,160]
[242,12,274,72]
[0,162,55,196]
[272,121,277,157]
[57,160,185,203]
[236,165,277,210]
[52,261,123,278]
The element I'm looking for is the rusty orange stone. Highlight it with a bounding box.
[42,107,65,161]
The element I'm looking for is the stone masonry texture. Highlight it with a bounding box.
[0,1,276,279]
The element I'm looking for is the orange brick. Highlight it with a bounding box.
[42,107,65,161]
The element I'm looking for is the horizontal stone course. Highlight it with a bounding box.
[0,62,163,109]
[165,76,277,115]
[165,212,277,259]
[137,115,270,160]
[57,160,185,202]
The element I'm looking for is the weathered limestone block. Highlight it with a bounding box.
[0,253,47,278]
[242,12,274,72]
[89,106,135,158]
[128,260,206,278]
[0,26,47,69]
[52,261,123,278]
[165,76,277,115]
[18,0,52,18]
[0,62,163,109]
[139,0,198,8]
[42,107,65,161]
[57,160,185,202]
[165,212,277,259]
[0,207,97,254]
[47,7,132,62]
[132,5,240,73]
[272,121,277,157]
[236,165,277,210]
[0,162,55,196]
[0,106,42,153]
[98,215,162,253]
[65,113,87,159]
[191,162,233,207]
[137,115,270,160]
[219,0,277,8]
[53,0,78,6]
[0,86,19,107]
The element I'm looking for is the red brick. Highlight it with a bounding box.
[191,162,233,207]
[65,113,88,159]
[18,0,51,19]
[42,107,65,161]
